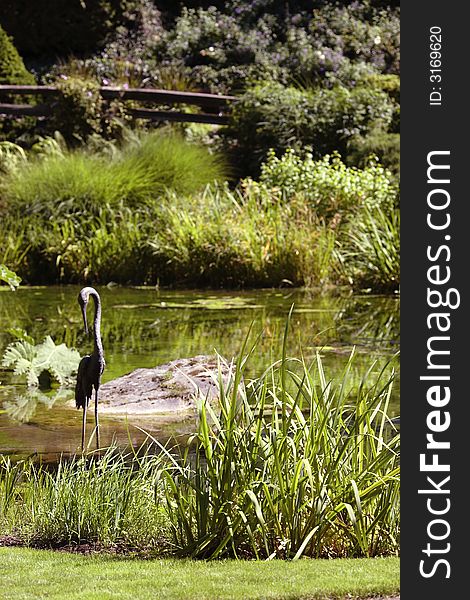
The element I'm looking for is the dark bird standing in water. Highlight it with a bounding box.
[75,287,105,451]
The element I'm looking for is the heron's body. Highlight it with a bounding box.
[75,287,105,451]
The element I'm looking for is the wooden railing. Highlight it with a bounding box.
[0,85,236,125]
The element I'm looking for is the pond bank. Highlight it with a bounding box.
[0,287,399,460]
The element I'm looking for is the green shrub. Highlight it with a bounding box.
[0,25,36,142]
[0,25,35,85]
[153,2,400,94]
[226,82,395,175]
[347,130,400,176]
[255,148,397,217]
[49,77,104,144]
[155,6,278,93]
[308,2,400,76]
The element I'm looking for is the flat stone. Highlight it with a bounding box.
[96,355,231,416]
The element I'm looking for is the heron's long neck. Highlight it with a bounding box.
[90,291,104,358]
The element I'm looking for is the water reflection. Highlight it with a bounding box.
[0,286,399,460]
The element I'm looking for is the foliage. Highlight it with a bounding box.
[0,143,398,289]
[30,1,399,98]
[49,76,104,144]
[307,2,400,77]
[225,81,395,175]
[2,130,227,219]
[154,6,278,93]
[337,207,400,292]
[0,1,144,57]
[255,148,397,217]
[347,130,400,176]
[1,334,80,387]
[0,141,27,173]
[0,264,20,290]
[2,387,69,424]
[147,183,340,288]
[0,25,35,85]
[0,25,36,142]
[151,2,399,94]
[0,342,400,558]
[151,342,399,559]
[0,451,165,547]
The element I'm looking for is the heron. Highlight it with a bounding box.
[75,287,105,452]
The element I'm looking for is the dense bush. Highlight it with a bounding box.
[154,6,279,93]
[49,77,104,144]
[46,1,398,94]
[347,130,400,176]
[0,1,144,57]
[153,2,400,93]
[254,148,397,217]
[0,25,36,142]
[225,81,395,175]
[0,25,35,85]
[307,2,400,76]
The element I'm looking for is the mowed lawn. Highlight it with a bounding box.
[0,548,399,600]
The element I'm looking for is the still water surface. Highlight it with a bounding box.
[0,286,399,460]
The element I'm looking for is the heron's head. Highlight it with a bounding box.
[78,288,91,335]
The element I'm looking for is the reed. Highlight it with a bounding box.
[151,329,399,559]
[0,336,399,557]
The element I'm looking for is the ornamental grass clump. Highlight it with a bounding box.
[337,207,400,292]
[0,327,400,557]
[2,130,227,220]
[150,326,400,559]
[0,450,167,548]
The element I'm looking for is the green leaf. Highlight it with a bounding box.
[7,328,35,344]
[1,336,80,387]
[0,265,21,290]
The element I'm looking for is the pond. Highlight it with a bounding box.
[0,286,399,461]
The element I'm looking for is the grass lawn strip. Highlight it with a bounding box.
[0,548,399,600]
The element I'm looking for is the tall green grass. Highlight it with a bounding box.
[148,184,334,287]
[0,136,398,290]
[1,182,342,287]
[337,207,400,292]
[2,130,227,219]
[1,340,399,558]
[0,451,167,548]
[153,345,399,559]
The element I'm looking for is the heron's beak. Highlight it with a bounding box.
[81,304,89,335]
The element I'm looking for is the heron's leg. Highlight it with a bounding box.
[81,402,87,453]
[95,388,100,450]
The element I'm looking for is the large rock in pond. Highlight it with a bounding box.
[97,355,231,416]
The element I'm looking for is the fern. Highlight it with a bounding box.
[1,335,80,387]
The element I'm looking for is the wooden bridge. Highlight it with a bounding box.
[0,84,236,125]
